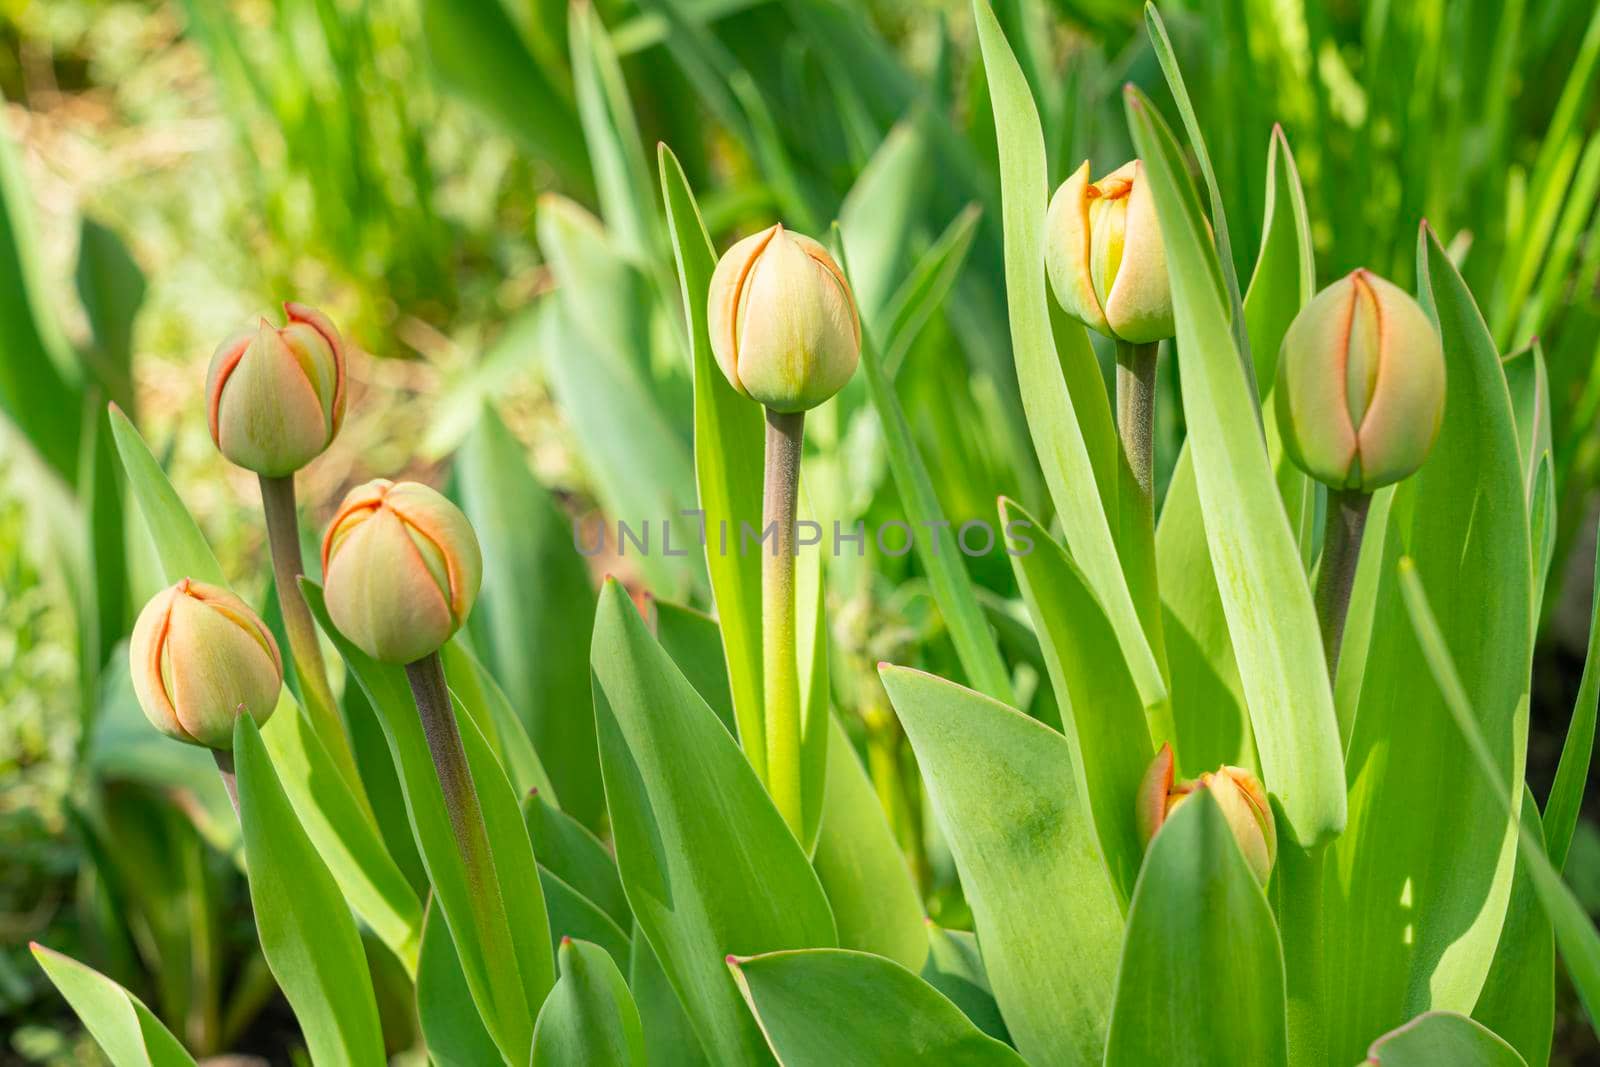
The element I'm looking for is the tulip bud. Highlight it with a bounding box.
[321,479,482,665]
[1137,743,1277,884]
[1274,269,1445,492]
[130,579,283,750]
[1046,160,1174,344]
[706,224,861,413]
[206,302,347,476]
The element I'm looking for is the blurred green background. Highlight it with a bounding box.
[3,0,1600,1061]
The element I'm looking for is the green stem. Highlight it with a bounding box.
[1114,339,1170,739]
[1314,489,1372,681]
[213,748,239,818]
[258,474,369,810]
[762,407,805,837]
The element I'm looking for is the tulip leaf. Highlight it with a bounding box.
[972,0,1165,708]
[456,406,600,825]
[922,924,1011,1045]
[532,938,648,1067]
[1545,529,1600,870]
[630,926,709,1067]
[811,715,929,973]
[233,714,386,1067]
[1104,789,1289,1067]
[306,582,553,1065]
[540,867,633,975]
[840,229,1014,704]
[652,598,738,734]
[1004,497,1151,902]
[442,639,557,800]
[1472,787,1555,1067]
[416,898,501,1067]
[30,944,197,1067]
[881,202,982,380]
[659,143,767,776]
[730,948,1028,1065]
[590,578,836,1064]
[1128,87,1345,845]
[524,791,630,931]
[109,406,225,586]
[880,664,1122,1066]
[1322,228,1531,1059]
[1400,559,1600,1031]
[839,117,931,330]
[1366,1011,1527,1067]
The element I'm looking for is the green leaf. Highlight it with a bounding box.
[1366,1011,1527,1067]
[921,924,1010,1045]
[652,598,738,734]
[590,579,836,1063]
[540,868,633,975]
[1003,498,1150,900]
[1128,87,1345,844]
[524,791,630,931]
[659,143,766,774]
[1400,559,1600,1033]
[233,715,386,1067]
[31,944,197,1067]
[1472,787,1554,1067]
[416,899,500,1067]
[879,664,1122,1066]
[442,639,557,800]
[1104,789,1288,1067]
[1323,228,1531,1059]
[456,407,600,827]
[971,0,1164,708]
[880,203,982,380]
[730,949,1027,1065]
[420,0,590,191]
[812,716,929,973]
[532,938,648,1067]
[1546,528,1600,870]
[306,583,553,1065]
[841,230,1014,704]
[839,118,931,328]
[109,406,224,586]
[75,217,144,413]
[629,926,709,1067]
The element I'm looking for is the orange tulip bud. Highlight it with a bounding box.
[1136,743,1278,884]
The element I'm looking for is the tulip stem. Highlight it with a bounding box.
[1114,339,1169,737]
[258,474,368,810]
[405,652,497,902]
[1315,489,1372,680]
[213,749,239,817]
[1114,340,1159,516]
[762,407,806,838]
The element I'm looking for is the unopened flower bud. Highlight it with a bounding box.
[707,224,860,413]
[1274,269,1445,492]
[321,480,482,665]
[1136,743,1277,884]
[1046,160,1174,344]
[206,302,347,476]
[130,579,283,750]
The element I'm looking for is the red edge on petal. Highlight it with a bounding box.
[285,301,348,437]
[386,497,462,627]
[726,225,782,388]
[207,337,252,447]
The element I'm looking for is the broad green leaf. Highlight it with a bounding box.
[590,579,836,1063]
[730,949,1027,1065]
[540,868,633,975]
[972,0,1164,707]
[840,230,1013,704]
[306,583,553,1065]
[881,203,982,380]
[524,791,630,930]
[1401,560,1600,1031]
[1104,790,1288,1067]
[416,899,500,1067]
[922,924,1010,1045]
[1366,1011,1527,1067]
[420,0,590,190]
[812,716,928,973]
[443,639,557,800]
[1004,497,1150,902]
[794,513,832,855]
[1546,529,1600,870]
[659,144,766,775]
[532,938,648,1067]
[31,944,196,1067]
[110,408,423,971]
[1323,229,1531,1059]
[1472,787,1554,1067]
[234,715,385,1067]
[630,926,709,1067]
[456,407,600,827]
[1505,344,1557,615]
[1129,88,1343,844]
[75,217,144,413]
[880,664,1122,1066]
[652,598,738,733]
